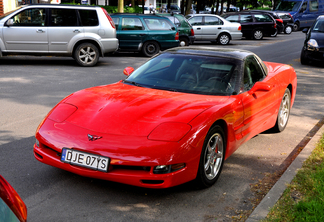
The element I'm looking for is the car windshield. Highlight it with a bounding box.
[124,53,241,96]
[275,1,302,11]
[312,20,324,32]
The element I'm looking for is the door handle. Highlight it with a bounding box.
[73,29,81,33]
[36,29,45,33]
[197,27,201,30]
[218,27,222,29]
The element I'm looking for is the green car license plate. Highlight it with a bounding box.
[61,148,109,172]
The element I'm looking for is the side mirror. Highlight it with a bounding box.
[302,28,308,33]
[248,82,272,95]
[123,67,134,76]
[6,19,14,26]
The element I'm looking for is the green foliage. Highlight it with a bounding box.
[264,133,324,221]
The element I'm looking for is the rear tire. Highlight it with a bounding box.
[142,41,160,57]
[217,33,230,45]
[253,29,263,40]
[179,37,189,46]
[284,25,293,34]
[195,125,225,188]
[273,88,291,132]
[74,43,99,67]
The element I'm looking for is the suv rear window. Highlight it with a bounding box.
[50,9,78,26]
[79,9,99,26]
[144,18,173,30]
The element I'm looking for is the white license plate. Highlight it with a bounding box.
[61,148,109,172]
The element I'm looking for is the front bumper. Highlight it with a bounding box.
[34,119,201,188]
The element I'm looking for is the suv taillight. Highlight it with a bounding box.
[102,8,115,29]
[175,32,179,40]
[274,23,277,28]
[190,28,194,36]
[238,25,241,31]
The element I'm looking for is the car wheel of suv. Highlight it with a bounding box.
[142,41,160,57]
[179,37,189,46]
[293,22,300,31]
[217,33,230,45]
[284,25,293,34]
[74,43,99,67]
[271,29,278,37]
[253,29,263,40]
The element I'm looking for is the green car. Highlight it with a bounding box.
[156,13,195,46]
[111,13,179,57]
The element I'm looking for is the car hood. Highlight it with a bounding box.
[63,82,229,136]
[310,32,324,47]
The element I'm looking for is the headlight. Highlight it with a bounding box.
[148,122,191,142]
[48,103,77,123]
[307,39,319,51]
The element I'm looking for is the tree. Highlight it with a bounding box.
[118,0,124,12]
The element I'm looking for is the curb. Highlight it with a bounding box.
[246,124,324,222]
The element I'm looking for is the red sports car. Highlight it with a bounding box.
[34,47,297,188]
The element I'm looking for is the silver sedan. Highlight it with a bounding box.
[186,14,242,45]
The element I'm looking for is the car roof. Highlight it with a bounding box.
[163,47,253,60]
[26,4,99,9]
[110,13,170,18]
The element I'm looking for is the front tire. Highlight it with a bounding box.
[74,43,99,67]
[253,29,263,40]
[217,33,230,45]
[195,125,225,188]
[273,88,291,132]
[300,48,309,65]
[142,41,160,57]
[293,22,300,31]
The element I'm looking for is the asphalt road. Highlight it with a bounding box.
[1,31,323,222]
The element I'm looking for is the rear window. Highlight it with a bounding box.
[144,18,173,30]
[79,9,99,26]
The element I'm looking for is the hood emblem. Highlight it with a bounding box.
[88,134,102,141]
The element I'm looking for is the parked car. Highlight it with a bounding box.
[275,0,324,31]
[34,47,297,189]
[0,175,27,222]
[156,13,195,46]
[222,11,277,40]
[111,13,179,56]
[0,4,118,66]
[250,10,294,34]
[186,14,242,45]
[300,15,324,64]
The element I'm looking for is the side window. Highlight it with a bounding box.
[243,56,265,91]
[144,18,173,30]
[205,16,223,25]
[188,16,203,26]
[240,15,253,23]
[50,9,78,26]
[225,15,239,22]
[11,8,46,26]
[121,17,143,30]
[79,9,98,26]
[300,2,308,12]
[254,14,273,22]
[112,17,119,30]
[310,0,319,12]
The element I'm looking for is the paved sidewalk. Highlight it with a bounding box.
[246,122,324,222]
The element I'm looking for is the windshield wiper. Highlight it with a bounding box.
[123,80,142,87]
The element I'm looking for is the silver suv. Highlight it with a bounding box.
[0,4,118,66]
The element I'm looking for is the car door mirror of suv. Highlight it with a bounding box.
[6,19,14,27]
[171,27,176,30]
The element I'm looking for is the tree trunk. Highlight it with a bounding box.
[118,0,124,13]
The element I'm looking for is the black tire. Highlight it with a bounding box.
[217,33,230,45]
[253,29,263,40]
[271,29,278,37]
[293,22,300,31]
[74,43,99,67]
[195,125,225,188]
[179,37,189,46]
[142,41,160,57]
[300,48,309,65]
[284,25,293,34]
[273,88,291,132]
